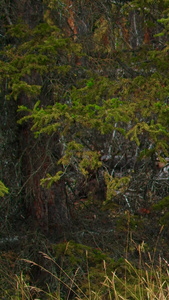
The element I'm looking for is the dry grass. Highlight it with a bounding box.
[10,246,169,300]
[1,225,168,299]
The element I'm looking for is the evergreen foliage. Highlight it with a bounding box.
[1,0,169,219]
[1,1,169,287]
[0,180,8,197]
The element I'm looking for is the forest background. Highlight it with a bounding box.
[1,0,169,298]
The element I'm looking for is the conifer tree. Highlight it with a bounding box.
[1,0,169,236]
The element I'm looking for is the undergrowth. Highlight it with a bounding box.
[0,232,169,300]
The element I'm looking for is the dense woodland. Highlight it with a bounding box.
[1,0,169,298]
